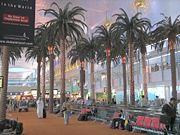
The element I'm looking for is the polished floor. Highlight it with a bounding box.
[7,108,147,135]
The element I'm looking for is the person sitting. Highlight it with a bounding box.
[111,111,121,129]
[111,110,125,129]
[78,107,91,121]
[119,110,125,130]
[91,105,97,116]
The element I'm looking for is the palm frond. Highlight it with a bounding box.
[9,47,23,65]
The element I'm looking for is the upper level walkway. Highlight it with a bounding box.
[7,108,146,135]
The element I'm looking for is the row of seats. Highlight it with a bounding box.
[132,116,167,134]
[112,112,121,119]
[80,108,92,114]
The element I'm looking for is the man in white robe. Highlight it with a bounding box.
[36,97,44,118]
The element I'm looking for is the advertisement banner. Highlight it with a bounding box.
[0,0,35,46]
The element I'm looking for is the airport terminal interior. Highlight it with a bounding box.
[0,0,180,135]
[2,0,180,102]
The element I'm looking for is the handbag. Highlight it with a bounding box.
[160,114,171,125]
[126,122,132,131]
[61,107,67,112]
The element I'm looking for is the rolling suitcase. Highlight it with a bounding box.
[78,114,84,121]
[78,114,87,121]
[43,108,46,118]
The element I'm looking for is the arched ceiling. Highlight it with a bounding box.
[35,0,180,30]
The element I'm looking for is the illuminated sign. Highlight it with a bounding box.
[0,0,35,46]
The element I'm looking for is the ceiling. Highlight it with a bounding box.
[35,0,180,29]
[9,0,180,80]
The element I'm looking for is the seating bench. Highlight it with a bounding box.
[93,111,114,123]
[132,116,167,135]
[112,112,121,119]
[91,111,120,124]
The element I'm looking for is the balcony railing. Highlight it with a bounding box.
[8,78,37,86]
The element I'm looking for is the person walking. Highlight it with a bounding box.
[161,97,177,131]
[36,97,44,119]
[62,97,72,125]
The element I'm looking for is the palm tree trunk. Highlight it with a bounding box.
[122,57,127,107]
[60,40,66,105]
[0,46,9,121]
[169,38,177,99]
[37,57,41,100]
[49,54,54,113]
[106,49,112,104]
[42,57,46,105]
[129,41,135,106]
[80,66,85,99]
[141,53,148,100]
[90,62,95,102]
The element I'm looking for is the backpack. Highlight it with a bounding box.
[15,122,23,135]
[10,120,17,130]
[126,122,132,131]
[78,114,88,121]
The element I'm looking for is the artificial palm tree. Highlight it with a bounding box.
[25,24,49,101]
[111,33,128,106]
[46,23,59,113]
[35,24,53,105]
[26,23,58,112]
[48,46,54,113]
[94,25,114,103]
[0,46,9,121]
[134,29,151,100]
[151,14,180,99]
[68,38,90,99]
[0,46,22,120]
[82,36,97,101]
[25,46,42,100]
[36,24,51,104]
[42,2,87,104]
[112,8,151,105]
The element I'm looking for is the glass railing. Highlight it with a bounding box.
[8,78,37,86]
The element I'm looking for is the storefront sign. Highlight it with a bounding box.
[0,0,35,46]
